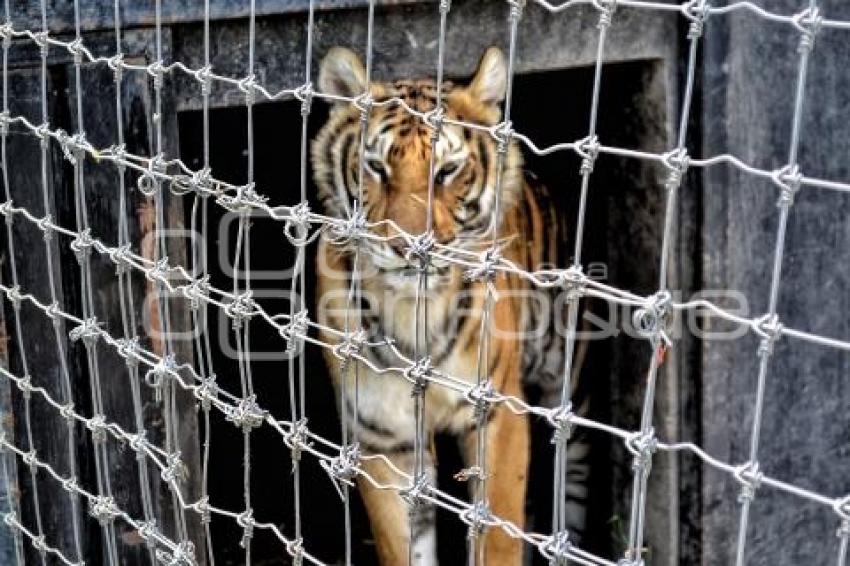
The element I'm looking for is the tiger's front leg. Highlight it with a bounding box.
[461,397,530,565]
[358,449,438,566]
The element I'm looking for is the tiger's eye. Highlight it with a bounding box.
[435,162,459,185]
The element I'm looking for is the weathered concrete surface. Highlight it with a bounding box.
[171,0,677,111]
[701,1,850,564]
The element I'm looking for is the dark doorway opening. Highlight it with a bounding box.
[177,58,666,564]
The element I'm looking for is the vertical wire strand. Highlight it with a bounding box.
[549,2,613,561]
[338,1,375,563]
[111,2,159,565]
[191,0,217,562]
[151,0,189,545]
[285,1,315,562]
[410,0,451,560]
[621,3,707,563]
[69,0,120,562]
[464,3,523,563]
[36,1,83,564]
[733,2,818,564]
[0,2,47,565]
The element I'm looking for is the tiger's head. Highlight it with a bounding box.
[312,47,523,289]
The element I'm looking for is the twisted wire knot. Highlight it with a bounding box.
[286,537,305,565]
[56,128,78,164]
[5,284,23,310]
[295,81,314,117]
[754,313,782,357]
[193,496,212,525]
[0,110,9,137]
[625,428,657,475]
[182,274,210,310]
[542,530,572,562]
[507,0,525,21]
[86,414,108,444]
[59,402,75,423]
[329,202,367,245]
[67,37,84,66]
[405,357,433,395]
[662,148,689,191]
[335,328,366,374]
[225,394,267,432]
[88,495,120,526]
[194,64,213,96]
[225,290,255,329]
[793,6,822,54]
[22,449,37,473]
[283,417,310,465]
[138,153,166,196]
[632,290,672,342]
[69,317,102,348]
[237,508,255,548]
[547,403,574,444]
[492,120,514,155]
[107,53,124,83]
[592,0,617,29]
[70,227,94,263]
[833,495,850,526]
[145,353,177,392]
[321,443,361,500]
[161,451,187,484]
[17,374,32,400]
[33,31,48,58]
[109,243,133,275]
[400,472,430,508]
[45,301,62,327]
[61,476,78,497]
[36,213,54,241]
[32,534,48,557]
[772,164,802,207]
[405,231,435,265]
[129,430,149,455]
[164,540,195,566]
[197,373,218,411]
[284,201,313,247]
[147,59,166,90]
[138,520,159,549]
[217,183,266,212]
[560,265,586,300]
[465,247,502,283]
[461,500,493,539]
[109,142,127,173]
[279,308,309,353]
[423,106,445,136]
[683,0,710,39]
[116,337,141,368]
[576,135,600,176]
[465,380,497,422]
[439,0,452,14]
[0,22,12,47]
[145,255,171,286]
[734,462,763,503]
[353,92,374,120]
[0,200,12,227]
[238,73,258,106]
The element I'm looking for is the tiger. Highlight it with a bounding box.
[312,46,590,565]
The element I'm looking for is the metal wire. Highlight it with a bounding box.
[0,0,847,565]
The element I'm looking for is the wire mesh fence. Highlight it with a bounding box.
[0,0,848,565]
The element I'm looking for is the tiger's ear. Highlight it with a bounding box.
[467,47,507,106]
[319,47,367,99]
